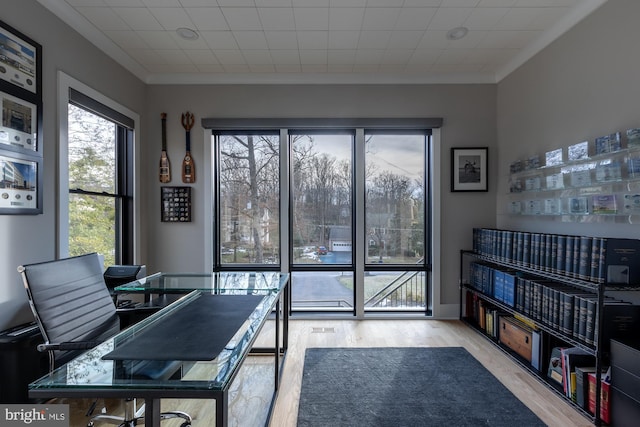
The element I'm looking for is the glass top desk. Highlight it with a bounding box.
[29,272,290,427]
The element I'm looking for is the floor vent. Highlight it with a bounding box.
[311,327,335,333]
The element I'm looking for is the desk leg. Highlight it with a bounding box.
[216,391,228,426]
[145,398,161,427]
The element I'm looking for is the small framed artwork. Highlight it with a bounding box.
[0,90,38,152]
[161,186,192,222]
[0,151,42,214]
[451,147,488,192]
[0,20,41,96]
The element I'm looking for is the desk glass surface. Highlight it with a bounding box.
[114,271,286,294]
[29,272,288,394]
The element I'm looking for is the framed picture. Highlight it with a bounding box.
[0,90,38,152]
[451,147,488,192]
[0,20,41,96]
[0,150,42,214]
[161,186,192,222]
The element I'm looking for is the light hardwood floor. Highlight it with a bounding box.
[62,319,592,426]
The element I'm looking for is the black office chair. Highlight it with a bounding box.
[18,253,192,427]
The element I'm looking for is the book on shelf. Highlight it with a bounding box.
[560,347,595,400]
[575,366,601,410]
[568,196,589,214]
[548,347,565,391]
[627,155,640,178]
[588,371,611,424]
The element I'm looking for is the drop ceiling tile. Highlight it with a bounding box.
[446,30,488,49]
[436,48,472,64]
[381,49,415,64]
[185,8,229,31]
[127,48,164,66]
[357,31,392,49]
[515,0,578,6]
[214,50,248,64]
[232,31,269,49]
[329,8,365,31]
[249,64,277,72]
[477,0,517,6]
[265,31,299,49]
[362,8,400,31]
[178,0,222,6]
[355,49,385,65]
[270,50,301,64]
[103,30,149,49]
[67,0,109,6]
[497,7,563,31]
[136,30,181,49]
[478,30,538,48]
[297,31,329,50]
[294,8,329,30]
[200,31,240,49]
[301,64,328,72]
[169,32,210,49]
[154,49,192,63]
[140,0,182,6]
[464,7,509,30]
[223,64,251,73]
[365,0,404,7]
[221,7,262,30]
[275,64,302,72]
[242,50,274,64]
[148,7,194,31]
[76,6,131,31]
[184,50,221,65]
[104,0,145,6]
[387,31,424,50]
[409,48,442,64]
[327,64,353,73]
[258,8,296,31]
[427,7,474,30]
[195,64,225,72]
[403,0,443,6]
[299,50,328,65]
[294,0,330,7]
[394,8,438,31]
[329,0,366,6]
[218,0,255,6]
[255,0,294,7]
[327,49,357,64]
[112,7,164,30]
[440,0,480,6]
[328,31,360,49]
[417,30,450,49]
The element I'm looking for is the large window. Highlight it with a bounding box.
[66,89,134,267]
[208,118,437,316]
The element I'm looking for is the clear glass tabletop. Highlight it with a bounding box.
[29,273,288,394]
[114,271,287,294]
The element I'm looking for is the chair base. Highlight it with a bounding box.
[87,398,192,427]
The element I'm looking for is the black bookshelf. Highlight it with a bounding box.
[460,229,640,426]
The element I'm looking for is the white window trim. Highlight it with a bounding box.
[57,71,142,261]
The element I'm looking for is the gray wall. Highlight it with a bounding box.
[497,0,640,240]
[0,0,146,330]
[144,84,498,310]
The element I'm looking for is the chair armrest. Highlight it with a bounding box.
[37,341,99,352]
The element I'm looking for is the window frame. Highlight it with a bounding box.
[206,118,440,317]
[57,72,141,264]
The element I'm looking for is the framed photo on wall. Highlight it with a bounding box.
[0,90,38,152]
[451,147,488,192]
[0,20,41,95]
[0,151,42,214]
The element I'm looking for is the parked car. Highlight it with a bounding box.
[317,246,328,255]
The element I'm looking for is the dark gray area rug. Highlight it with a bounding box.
[297,347,546,427]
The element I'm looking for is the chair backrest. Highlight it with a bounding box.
[18,253,120,370]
